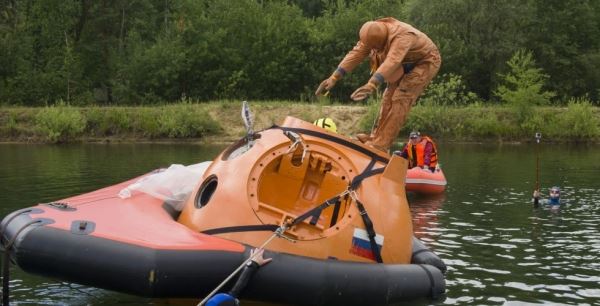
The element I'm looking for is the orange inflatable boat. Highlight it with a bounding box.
[405,166,447,194]
[0,116,445,305]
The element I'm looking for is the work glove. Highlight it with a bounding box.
[315,75,339,96]
[249,248,272,267]
[350,82,378,101]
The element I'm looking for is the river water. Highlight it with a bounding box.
[0,143,598,306]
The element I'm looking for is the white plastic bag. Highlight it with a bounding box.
[118,161,211,211]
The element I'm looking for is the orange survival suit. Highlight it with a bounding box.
[315,17,442,152]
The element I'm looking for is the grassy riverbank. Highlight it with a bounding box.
[1,101,599,144]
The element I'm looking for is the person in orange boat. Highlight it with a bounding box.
[395,131,438,172]
[315,17,441,152]
[207,248,272,306]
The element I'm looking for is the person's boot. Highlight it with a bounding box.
[356,133,372,143]
[368,108,400,152]
[364,140,388,153]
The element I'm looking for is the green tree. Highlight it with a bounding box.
[289,0,325,18]
[3,0,81,105]
[0,0,18,104]
[2,0,599,105]
[528,0,600,102]
[77,0,163,104]
[419,73,480,106]
[495,49,555,125]
[405,0,534,100]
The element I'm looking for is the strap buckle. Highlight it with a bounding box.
[275,220,296,243]
[284,131,309,163]
[349,190,359,202]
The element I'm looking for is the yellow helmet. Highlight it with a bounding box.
[313,117,337,133]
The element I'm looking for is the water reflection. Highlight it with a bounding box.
[409,193,446,242]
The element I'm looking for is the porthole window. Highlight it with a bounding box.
[195,175,218,208]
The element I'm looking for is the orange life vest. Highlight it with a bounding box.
[406,136,438,168]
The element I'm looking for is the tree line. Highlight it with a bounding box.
[1,0,599,106]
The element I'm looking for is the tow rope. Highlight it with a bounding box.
[197,224,290,306]
[199,128,393,304]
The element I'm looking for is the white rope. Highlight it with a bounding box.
[198,188,353,305]
[197,225,287,306]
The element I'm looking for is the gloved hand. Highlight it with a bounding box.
[533,190,540,198]
[350,82,377,101]
[250,248,272,266]
[315,75,339,96]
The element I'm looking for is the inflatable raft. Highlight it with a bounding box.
[1,116,445,305]
[405,166,447,194]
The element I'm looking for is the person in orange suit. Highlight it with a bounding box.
[315,17,441,152]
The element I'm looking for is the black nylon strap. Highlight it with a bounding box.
[202,195,341,235]
[355,200,383,263]
[350,164,385,190]
[329,197,343,227]
[308,209,321,225]
[271,126,389,164]
[290,195,341,227]
[270,125,388,190]
[309,196,345,226]
[356,158,377,183]
[201,224,279,235]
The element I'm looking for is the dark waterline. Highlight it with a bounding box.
[0,143,599,305]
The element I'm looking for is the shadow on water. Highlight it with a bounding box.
[1,142,599,305]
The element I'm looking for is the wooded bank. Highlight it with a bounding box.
[1,102,598,144]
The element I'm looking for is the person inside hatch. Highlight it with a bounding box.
[315,17,441,153]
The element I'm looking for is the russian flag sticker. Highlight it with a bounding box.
[349,228,384,260]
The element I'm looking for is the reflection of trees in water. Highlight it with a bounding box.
[408,193,446,241]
